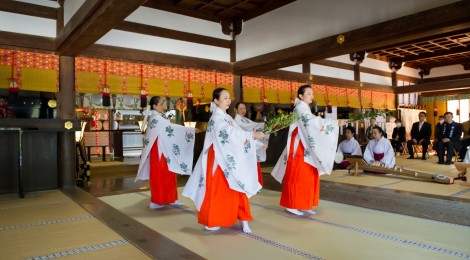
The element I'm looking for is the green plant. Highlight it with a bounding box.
[263,111,299,136]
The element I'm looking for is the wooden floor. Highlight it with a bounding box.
[100,188,470,260]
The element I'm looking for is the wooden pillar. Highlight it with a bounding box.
[230,39,236,63]
[229,75,242,117]
[57,56,76,188]
[56,0,64,33]
[302,63,311,74]
[354,64,361,81]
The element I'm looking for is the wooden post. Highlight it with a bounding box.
[57,56,76,188]
[354,64,360,81]
[229,75,242,118]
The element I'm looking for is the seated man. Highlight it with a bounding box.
[336,126,362,168]
[407,112,432,160]
[433,115,445,150]
[436,112,463,165]
[458,122,470,161]
[391,119,406,155]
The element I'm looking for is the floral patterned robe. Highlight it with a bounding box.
[136,110,196,180]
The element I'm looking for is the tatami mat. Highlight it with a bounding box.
[100,188,470,260]
[0,190,150,260]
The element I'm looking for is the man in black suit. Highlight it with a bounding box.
[437,112,463,165]
[407,112,432,160]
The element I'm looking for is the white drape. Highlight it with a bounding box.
[398,108,426,140]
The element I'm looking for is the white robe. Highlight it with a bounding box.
[271,100,339,183]
[363,136,395,167]
[136,111,196,180]
[234,114,270,162]
[337,137,362,156]
[183,107,261,210]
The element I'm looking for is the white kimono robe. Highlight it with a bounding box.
[363,136,395,167]
[337,137,362,156]
[271,100,339,183]
[136,111,196,180]
[234,114,270,162]
[183,107,262,210]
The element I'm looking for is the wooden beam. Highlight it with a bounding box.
[82,44,233,73]
[0,0,57,20]
[143,0,220,22]
[230,40,236,62]
[403,45,470,62]
[0,30,55,51]
[253,70,394,93]
[115,21,231,48]
[396,78,470,94]
[407,57,470,69]
[55,0,146,56]
[420,89,470,97]
[313,60,420,83]
[234,1,470,75]
[420,73,470,83]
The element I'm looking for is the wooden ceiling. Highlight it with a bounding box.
[142,0,297,23]
[367,31,470,70]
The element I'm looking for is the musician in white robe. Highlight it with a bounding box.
[363,126,395,168]
[234,101,270,186]
[336,125,362,168]
[183,88,265,233]
[136,96,198,209]
[271,85,344,216]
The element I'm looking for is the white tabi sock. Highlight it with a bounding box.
[241,221,252,233]
[149,202,164,209]
[204,226,220,231]
[286,208,304,216]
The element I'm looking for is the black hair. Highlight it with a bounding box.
[149,96,162,110]
[444,111,453,117]
[395,119,401,123]
[235,101,246,109]
[213,87,228,101]
[438,115,445,119]
[419,111,427,117]
[372,126,387,138]
[345,126,355,136]
[370,117,376,120]
[297,85,312,99]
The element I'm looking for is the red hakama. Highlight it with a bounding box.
[280,128,320,210]
[198,145,253,228]
[149,137,178,204]
[257,162,264,186]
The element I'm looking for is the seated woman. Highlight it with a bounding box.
[336,126,362,169]
[364,126,395,170]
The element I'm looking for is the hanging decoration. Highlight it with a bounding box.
[290,82,295,110]
[139,65,147,108]
[102,61,111,107]
[384,93,389,112]
[7,51,19,104]
[456,97,460,116]
[176,98,187,121]
[433,97,437,116]
[262,79,268,105]
[346,89,352,112]
[370,91,374,111]
[186,70,194,121]
[325,86,332,113]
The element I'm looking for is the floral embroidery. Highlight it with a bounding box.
[257,155,261,161]
[185,131,194,143]
[223,154,236,177]
[304,149,311,157]
[308,135,315,148]
[166,126,174,137]
[325,124,335,135]
[283,153,288,165]
[301,115,310,127]
[219,129,229,145]
[237,180,246,191]
[143,138,149,147]
[172,144,180,156]
[207,119,215,132]
[198,175,204,187]
[148,119,158,129]
[179,162,188,174]
[243,139,251,153]
[165,156,171,164]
